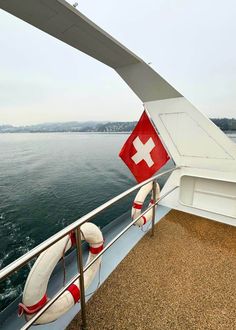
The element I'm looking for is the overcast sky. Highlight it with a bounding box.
[0,0,236,125]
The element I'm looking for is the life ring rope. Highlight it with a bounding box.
[18,294,48,316]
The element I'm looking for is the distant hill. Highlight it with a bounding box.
[0,121,138,133]
[211,118,236,131]
[0,118,235,133]
[82,122,138,132]
[0,121,107,133]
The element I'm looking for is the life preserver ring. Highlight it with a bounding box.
[132,181,160,227]
[18,222,103,324]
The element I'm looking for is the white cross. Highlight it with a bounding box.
[131,136,155,167]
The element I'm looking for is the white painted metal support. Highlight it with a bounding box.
[0,0,181,103]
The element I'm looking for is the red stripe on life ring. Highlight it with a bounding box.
[133,202,142,209]
[67,284,80,303]
[89,244,103,254]
[142,216,147,225]
[18,294,48,316]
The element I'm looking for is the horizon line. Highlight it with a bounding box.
[1,117,236,127]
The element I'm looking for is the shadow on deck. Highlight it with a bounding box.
[67,210,236,330]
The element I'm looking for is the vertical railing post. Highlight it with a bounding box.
[75,227,87,330]
[151,180,157,237]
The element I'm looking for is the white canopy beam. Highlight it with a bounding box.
[0,0,181,102]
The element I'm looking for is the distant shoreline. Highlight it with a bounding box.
[0,131,131,134]
[0,118,235,133]
[0,130,235,135]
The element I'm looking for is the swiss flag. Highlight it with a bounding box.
[119,111,170,183]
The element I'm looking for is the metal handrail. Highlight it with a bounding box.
[20,185,179,330]
[0,166,180,329]
[0,167,179,281]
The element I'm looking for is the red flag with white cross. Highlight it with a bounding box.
[119,111,170,183]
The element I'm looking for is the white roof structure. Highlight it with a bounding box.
[0,0,235,225]
[0,0,181,102]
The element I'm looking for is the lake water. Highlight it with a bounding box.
[0,132,235,311]
[0,132,174,310]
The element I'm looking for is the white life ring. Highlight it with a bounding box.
[132,181,160,227]
[18,222,103,324]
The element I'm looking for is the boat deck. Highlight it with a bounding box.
[68,210,236,330]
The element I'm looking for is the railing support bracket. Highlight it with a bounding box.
[151,180,157,237]
[76,227,87,330]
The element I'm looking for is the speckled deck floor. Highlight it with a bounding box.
[68,210,236,330]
